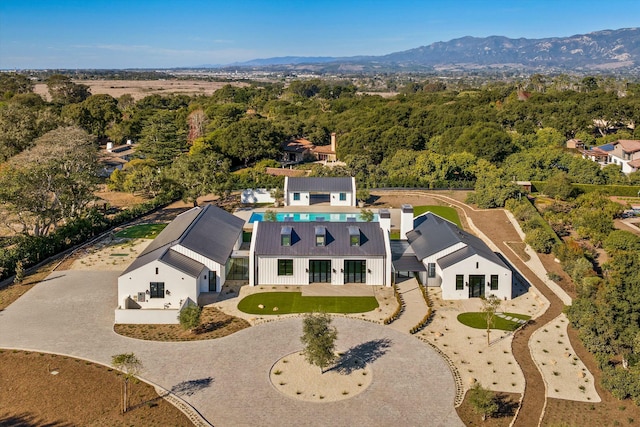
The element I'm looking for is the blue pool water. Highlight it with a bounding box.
[249,212,379,223]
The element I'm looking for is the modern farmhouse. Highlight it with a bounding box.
[115,205,244,324]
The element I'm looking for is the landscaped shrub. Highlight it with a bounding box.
[383,284,404,325]
[525,228,557,254]
[178,303,202,332]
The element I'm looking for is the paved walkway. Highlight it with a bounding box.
[0,270,463,427]
[388,277,429,333]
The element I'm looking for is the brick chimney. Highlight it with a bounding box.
[330,132,336,152]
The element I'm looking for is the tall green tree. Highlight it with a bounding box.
[137,110,187,166]
[300,313,338,374]
[167,151,231,205]
[210,118,285,167]
[46,74,91,104]
[0,73,34,99]
[0,126,99,236]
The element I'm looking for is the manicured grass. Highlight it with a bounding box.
[413,206,462,228]
[238,292,379,315]
[115,223,167,239]
[457,312,531,331]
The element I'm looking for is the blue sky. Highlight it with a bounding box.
[1,0,639,69]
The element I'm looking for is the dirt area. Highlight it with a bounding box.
[34,79,248,101]
[0,350,191,426]
[455,391,520,427]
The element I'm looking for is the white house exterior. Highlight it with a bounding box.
[115,205,244,324]
[609,139,640,174]
[250,221,391,287]
[284,176,356,206]
[403,210,512,300]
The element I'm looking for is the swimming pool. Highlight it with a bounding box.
[249,212,379,223]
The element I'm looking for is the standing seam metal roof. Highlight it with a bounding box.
[286,177,353,193]
[254,221,385,257]
[120,204,244,276]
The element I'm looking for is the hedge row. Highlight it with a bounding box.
[506,197,560,254]
[530,181,640,197]
[383,283,404,325]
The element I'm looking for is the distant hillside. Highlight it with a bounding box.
[222,28,640,73]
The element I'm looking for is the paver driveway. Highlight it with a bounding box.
[0,270,463,426]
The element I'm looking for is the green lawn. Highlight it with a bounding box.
[413,206,462,228]
[115,223,167,239]
[237,292,379,315]
[457,312,531,331]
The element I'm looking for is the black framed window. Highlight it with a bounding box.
[490,275,499,290]
[456,275,464,290]
[278,259,293,276]
[293,192,300,201]
[150,282,164,298]
[339,192,346,201]
[427,263,436,278]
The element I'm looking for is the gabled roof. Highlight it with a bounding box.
[286,177,353,193]
[614,140,640,153]
[282,138,315,153]
[312,144,335,154]
[628,159,640,168]
[121,205,244,276]
[160,249,205,278]
[254,221,385,257]
[407,212,508,269]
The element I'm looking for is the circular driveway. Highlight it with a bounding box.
[0,270,462,426]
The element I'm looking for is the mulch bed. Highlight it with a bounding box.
[114,307,250,341]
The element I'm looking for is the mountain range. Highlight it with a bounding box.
[217,28,640,73]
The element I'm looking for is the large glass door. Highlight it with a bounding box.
[344,260,366,283]
[469,275,485,298]
[309,260,331,283]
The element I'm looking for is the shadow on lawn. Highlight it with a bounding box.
[331,338,392,374]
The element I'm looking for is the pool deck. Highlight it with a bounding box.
[234,204,403,231]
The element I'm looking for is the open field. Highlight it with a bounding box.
[34,79,248,101]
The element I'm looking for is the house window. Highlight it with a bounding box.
[293,192,300,201]
[339,192,347,201]
[149,282,164,298]
[348,226,360,247]
[155,267,158,275]
[476,262,479,269]
[427,263,436,278]
[315,226,326,247]
[456,275,464,290]
[490,275,499,290]
[278,259,293,276]
[281,226,292,246]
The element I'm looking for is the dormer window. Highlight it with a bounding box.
[281,226,292,246]
[315,226,326,247]
[348,226,360,247]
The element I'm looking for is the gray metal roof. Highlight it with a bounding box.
[393,256,426,272]
[139,208,201,256]
[407,212,508,269]
[286,177,353,193]
[160,249,205,278]
[407,213,466,260]
[120,204,244,276]
[254,221,385,257]
[179,205,245,264]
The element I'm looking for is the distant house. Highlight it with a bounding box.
[582,143,614,167]
[280,133,338,164]
[284,176,356,206]
[115,205,244,324]
[398,208,512,300]
[99,140,136,177]
[566,138,585,150]
[281,138,316,164]
[249,220,392,287]
[609,140,640,174]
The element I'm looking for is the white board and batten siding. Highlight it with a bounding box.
[172,244,226,292]
[440,254,512,300]
[254,256,387,286]
[421,242,466,265]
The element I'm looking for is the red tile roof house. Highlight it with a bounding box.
[280,133,338,164]
[609,139,640,174]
